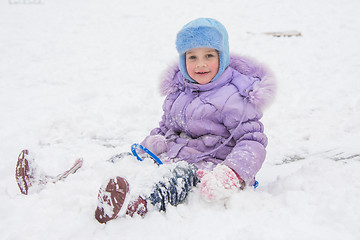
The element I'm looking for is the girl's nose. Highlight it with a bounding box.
[196,60,207,68]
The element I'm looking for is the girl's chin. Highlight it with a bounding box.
[193,78,212,84]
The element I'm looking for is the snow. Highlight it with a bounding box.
[1,0,360,239]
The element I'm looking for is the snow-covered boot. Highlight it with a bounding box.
[95,177,149,223]
[15,149,48,195]
[95,177,130,223]
[15,149,83,195]
[126,196,148,217]
[94,162,198,223]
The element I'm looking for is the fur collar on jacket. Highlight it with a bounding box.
[160,54,276,110]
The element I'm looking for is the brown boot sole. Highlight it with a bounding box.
[15,150,32,195]
[95,176,129,224]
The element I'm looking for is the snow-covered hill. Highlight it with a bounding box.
[1,0,360,239]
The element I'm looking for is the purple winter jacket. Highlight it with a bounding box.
[142,54,276,185]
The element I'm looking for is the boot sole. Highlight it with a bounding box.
[15,150,32,195]
[95,176,129,223]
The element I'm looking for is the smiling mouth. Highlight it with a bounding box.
[196,71,210,75]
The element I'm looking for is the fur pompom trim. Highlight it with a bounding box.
[159,63,181,96]
[248,73,277,110]
[229,54,277,110]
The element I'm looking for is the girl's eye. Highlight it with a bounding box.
[188,55,196,60]
[206,54,214,58]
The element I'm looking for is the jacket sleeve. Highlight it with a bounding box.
[221,94,267,185]
[140,93,178,154]
[146,90,179,137]
[140,112,169,154]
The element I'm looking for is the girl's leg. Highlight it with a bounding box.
[94,161,198,223]
[148,162,198,211]
[15,149,83,195]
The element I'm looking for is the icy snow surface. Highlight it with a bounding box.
[1,0,360,239]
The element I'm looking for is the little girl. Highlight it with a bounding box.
[15,18,276,224]
[94,17,276,223]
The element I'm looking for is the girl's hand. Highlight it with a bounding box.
[197,165,242,202]
[142,135,167,155]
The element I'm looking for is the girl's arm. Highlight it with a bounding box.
[221,96,267,185]
[140,93,177,155]
[140,114,168,156]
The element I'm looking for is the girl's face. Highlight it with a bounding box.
[185,47,219,84]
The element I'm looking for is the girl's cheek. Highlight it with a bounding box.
[187,63,195,72]
[210,62,219,72]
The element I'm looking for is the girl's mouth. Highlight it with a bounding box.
[196,71,210,75]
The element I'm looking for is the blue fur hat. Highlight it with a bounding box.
[176,18,230,83]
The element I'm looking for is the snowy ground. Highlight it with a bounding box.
[1,0,360,239]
